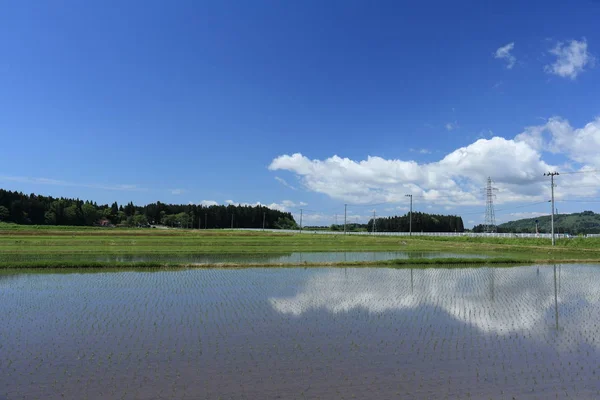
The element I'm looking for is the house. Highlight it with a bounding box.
[98,219,112,227]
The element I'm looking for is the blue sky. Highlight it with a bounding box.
[1,0,600,227]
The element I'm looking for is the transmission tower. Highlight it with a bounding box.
[483,177,498,233]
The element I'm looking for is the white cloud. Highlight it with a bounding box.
[515,117,600,166]
[199,200,219,207]
[219,199,307,213]
[544,38,594,79]
[410,148,431,154]
[269,116,600,207]
[477,129,494,139]
[269,266,600,343]
[0,175,145,191]
[281,200,296,208]
[499,212,547,223]
[170,189,185,195]
[274,176,297,190]
[445,122,458,131]
[494,42,516,69]
[269,140,551,206]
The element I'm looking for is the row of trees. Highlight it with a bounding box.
[0,189,296,229]
[367,212,465,233]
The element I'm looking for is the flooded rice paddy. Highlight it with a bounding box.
[1,265,600,399]
[1,251,488,264]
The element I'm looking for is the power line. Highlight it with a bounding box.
[558,199,600,203]
[558,169,600,175]
[460,200,548,216]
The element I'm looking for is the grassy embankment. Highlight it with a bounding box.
[1,223,600,268]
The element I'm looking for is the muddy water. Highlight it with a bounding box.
[1,265,599,399]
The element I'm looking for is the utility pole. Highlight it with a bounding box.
[544,172,559,246]
[372,210,376,234]
[204,212,207,229]
[199,216,201,230]
[231,214,234,229]
[405,194,413,236]
[344,204,347,235]
[262,212,266,231]
[299,209,303,233]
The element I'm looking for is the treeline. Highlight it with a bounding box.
[0,189,297,229]
[367,212,464,233]
[494,211,600,235]
[471,224,500,233]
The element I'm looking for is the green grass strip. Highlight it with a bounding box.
[0,257,593,269]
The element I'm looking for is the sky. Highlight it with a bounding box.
[1,0,600,227]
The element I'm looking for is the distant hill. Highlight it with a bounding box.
[496,211,600,235]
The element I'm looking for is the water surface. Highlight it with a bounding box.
[1,265,598,399]
[96,251,488,263]
[0,251,489,264]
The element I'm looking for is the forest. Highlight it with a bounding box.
[0,189,297,229]
[367,212,464,233]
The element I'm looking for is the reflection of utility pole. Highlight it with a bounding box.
[410,268,414,294]
[344,204,347,235]
[544,172,559,246]
[554,264,560,330]
[490,268,495,302]
[372,210,376,234]
[405,194,413,236]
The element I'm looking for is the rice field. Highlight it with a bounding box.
[2,265,600,399]
[2,227,600,268]
[0,251,489,265]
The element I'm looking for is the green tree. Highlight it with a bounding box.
[101,208,112,219]
[64,205,82,225]
[44,211,57,225]
[133,212,148,226]
[274,217,298,230]
[0,205,9,221]
[116,211,126,224]
[82,203,98,225]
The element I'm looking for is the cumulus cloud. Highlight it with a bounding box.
[494,42,516,69]
[199,200,219,206]
[269,116,600,207]
[544,39,594,79]
[515,117,600,166]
